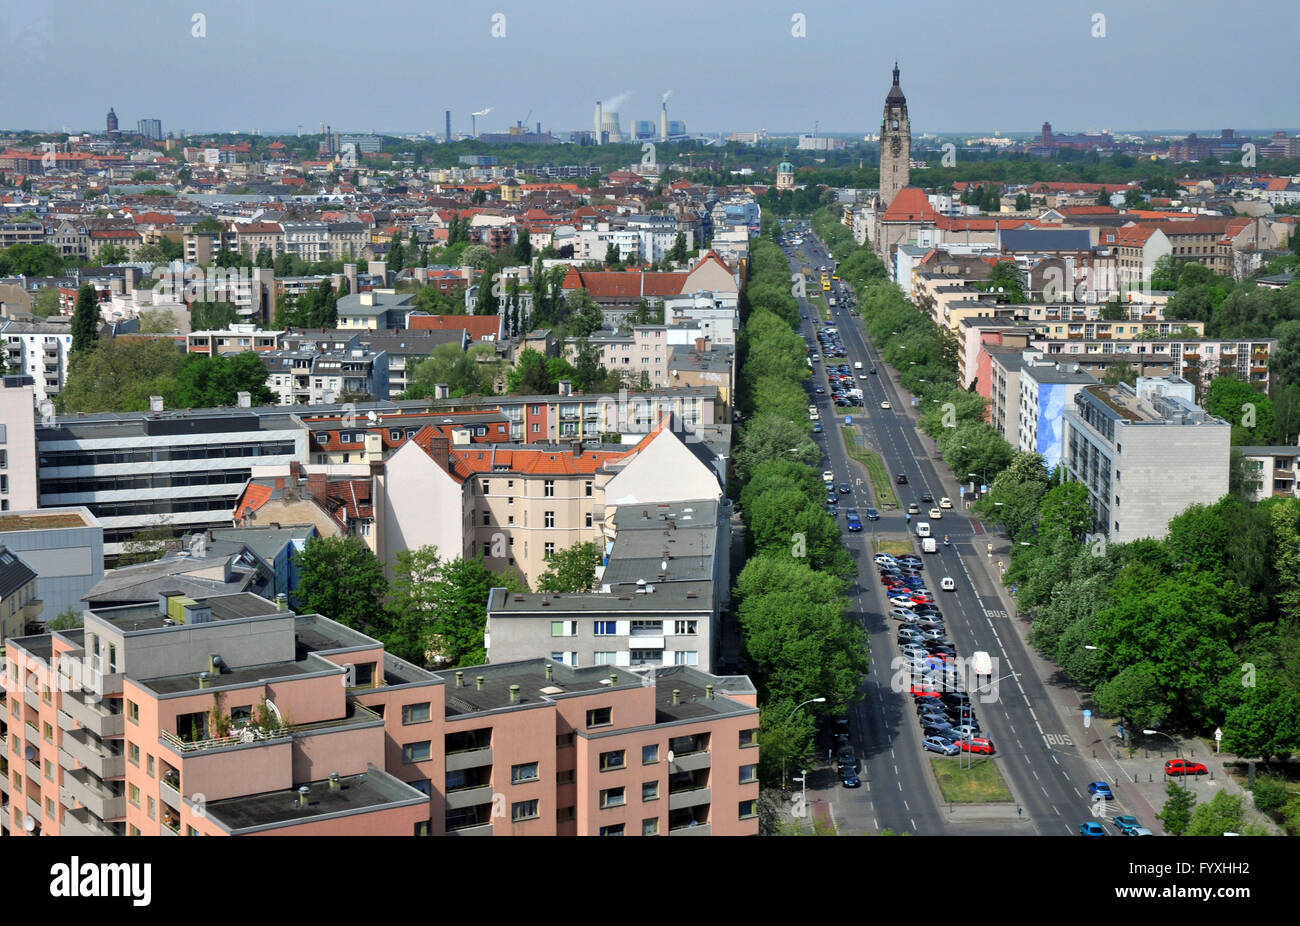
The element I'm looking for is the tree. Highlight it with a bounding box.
[293,535,389,636]
[1157,781,1197,836]
[536,541,602,593]
[71,284,100,354]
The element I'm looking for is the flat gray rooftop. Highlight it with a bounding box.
[202,767,425,832]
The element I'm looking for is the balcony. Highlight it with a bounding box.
[63,806,116,837]
[61,766,124,821]
[60,728,125,780]
[444,783,495,810]
[61,689,124,739]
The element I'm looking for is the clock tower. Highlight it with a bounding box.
[879,63,910,209]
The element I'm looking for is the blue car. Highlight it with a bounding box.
[1088,781,1114,800]
[1079,821,1107,836]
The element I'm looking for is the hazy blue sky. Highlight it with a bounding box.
[2,0,1295,137]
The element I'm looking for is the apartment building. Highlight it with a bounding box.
[1061,376,1230,544]
[2,590,758,836]
[1016,358,1096,471]
[34,403,307,560]
[1032,336,1274,400]
[0,508,102,622]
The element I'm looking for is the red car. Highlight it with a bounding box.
[1164,759,1208,777]
[958,737,995,755]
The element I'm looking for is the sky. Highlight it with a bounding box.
[1,0,1296,138]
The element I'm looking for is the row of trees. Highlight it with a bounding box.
[731,232,869,792]
[974,453,1300,760]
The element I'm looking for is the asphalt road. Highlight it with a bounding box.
[784,225,1113,835]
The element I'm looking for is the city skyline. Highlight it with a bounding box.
[1,0,1296,136]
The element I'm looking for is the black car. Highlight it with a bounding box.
[895,474,908,485]
[865,508,880,520]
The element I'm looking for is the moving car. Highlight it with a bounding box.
[1079,822,1107,836]
[1111,815,1143,835]
[1088,781,1114,800]
[1164,759,1208,777]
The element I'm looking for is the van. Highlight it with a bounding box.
[854,361,863,370]
[916,522,931,538]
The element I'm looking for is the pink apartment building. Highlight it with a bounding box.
[2,590,758,836]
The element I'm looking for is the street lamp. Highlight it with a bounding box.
[782,697,826,790]
[1144,728,1187,789]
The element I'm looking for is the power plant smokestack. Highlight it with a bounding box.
[595,101,603,145]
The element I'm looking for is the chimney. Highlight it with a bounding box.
[672,688,680,705]
[329,771,341,792]
[706,684,714,700]
[558,379,572,396]
[305,471,328,500]
[455,670,464,687]
[297,785,310,807]
[237,390,251,408]
[198,672,210,690]
[434,383,450,400]
[149,395,164,412]
[475,675,485,691]
[509,684,520,704]
[427,434,451,473]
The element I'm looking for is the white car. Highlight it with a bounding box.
[939,497,953,509]
[929,508,942,520]
[880,400,892,410]
[940,577,956,591]
[823,471,835,483]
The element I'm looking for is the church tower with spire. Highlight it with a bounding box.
[878,63,910,209]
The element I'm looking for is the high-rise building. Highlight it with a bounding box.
[137,118,162,141]
[878,64,910,209]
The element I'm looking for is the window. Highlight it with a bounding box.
[600,786,626,808]
[544,542,555,559]
[544,511,555,528]
[512,799,539,822]
[673,620,697,635]
[147,755,154,778]
[544,479,555,497]
[585,480,593,497]
[642,743,659,764]
[402,703,431,725]
[739,799,758,819]
[556,769,575,785]
[128,742,140,766]
[127,700,139,724]
[739,764,758,784]
[642,780,659,801]
[402,741,432,763]
[128,783,140,807]
[599,749,625,771]
[739,728,758,749]
[593,621,616,636]
[586,707,612,728]
[642,817,660,835]
[600,823,625,836]
[511,762,540,784]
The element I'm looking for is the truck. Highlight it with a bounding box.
[921,537,937,554]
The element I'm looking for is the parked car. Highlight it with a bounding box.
[1088,781,1114,800]
[1164,759,1208,777]
[1079,822,1107,836]
[923,736,960,756]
